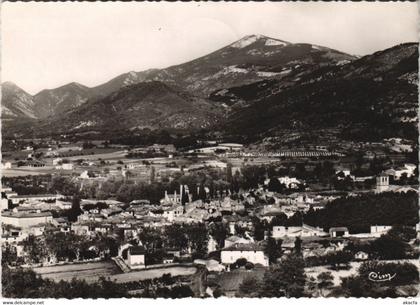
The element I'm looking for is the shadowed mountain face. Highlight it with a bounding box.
[217,43,418,144]
[33,82,92,119]
[34,81,224,135]
[1,82,36,120]
[111,34,356,98]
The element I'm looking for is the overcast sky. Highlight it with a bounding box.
[2,2,419,94]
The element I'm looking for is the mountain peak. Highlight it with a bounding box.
[2,81,20,89]
[230,34,290,49]
[60,82,88,90]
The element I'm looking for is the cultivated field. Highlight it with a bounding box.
[33,261,121,283]
[65,150,127,161]
[218,267,265,295]
[109,266,197,283]
[33,261,197,284]
[2,166,57,177]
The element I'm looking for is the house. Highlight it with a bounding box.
[264,176,303,189]
[221,243,269,267]
[329,227,349,238]
[335,167,351,178]
[2,210,53,229]
[1,187,18,199]
[1,198,9,210]
[375,173,389,193]
[370,225,392,235]
[162,254,175,264]
[355,251,369,260]
[56,163,74,170]
[161,187,185,205]
[9,194,65,204]
[127,246,146,269]
[161,205,184,222]
[21,160,46,168]
[194,259,225,272]
[388,186,418,193]
[52,158,63,166]
[272,224,328,239]
[218,143,244,151]
[204,160,228,169]
[385,164,416,180]
[224,235,252,248]
[207,236,218,253]
[1,162,12,169]
[1,230,29,244]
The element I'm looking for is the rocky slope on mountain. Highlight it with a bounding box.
[111,34,355,98]
[34,81,223,135]
[9,34,355,120]
[1,82,37,121]
[218,43,418,145]
[33,82,92,119]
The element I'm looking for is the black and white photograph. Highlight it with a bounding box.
[1,1,419,301]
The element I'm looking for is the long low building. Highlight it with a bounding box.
[272,224,328,239]
[2,210,53,228]
[9,194,66,204]
[221,243,269,267]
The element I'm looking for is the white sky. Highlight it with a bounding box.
[2,2,419,95]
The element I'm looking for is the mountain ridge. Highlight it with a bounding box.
[2,34,357,120]
[2,37,417,146]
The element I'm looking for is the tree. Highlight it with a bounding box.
[66,195,83,222]
[259,254,306,297]
[95,235,120,257]
[226,163,233,184]
[370,234,410,260]
[169,285,194,298]
[387,225,416,242]
[164,224,188,251]
[209,222,229,248]
[180,186,188,205]
[185,223,208,258]
[22,235,48,264]
[326,251,352,270]
[237,276,261,297]
[253,217,267,241]
[139,228,162,252]
[294,236,302,254]
[317,272,334,296]
[2,266,45,298]
[236,258,248,268]
[240,165,266,189]
[150,166,155,183]
[265,237,282,264]
[2,267,128,298]
[267,178,284,193]
[2,243,18,266]
[337,275,397,298]
[198,183,207,201]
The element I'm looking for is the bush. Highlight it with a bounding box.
[245,262,254,270]
[236,258,248,267]
[229,263,237,270]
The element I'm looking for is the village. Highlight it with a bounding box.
[1,138,419,297]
